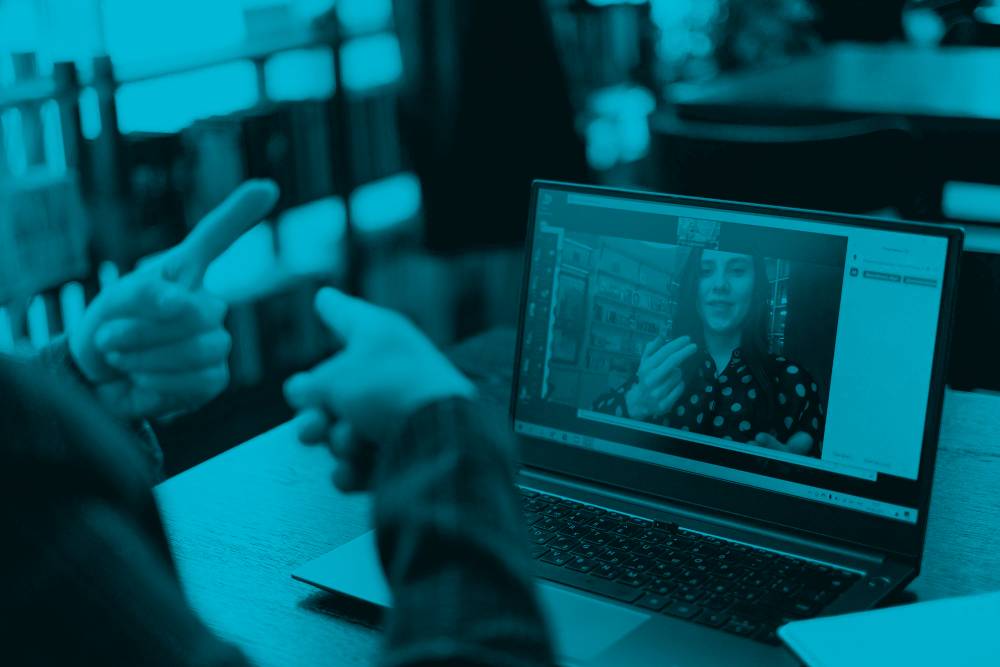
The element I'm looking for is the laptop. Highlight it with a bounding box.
[294,181,963,666]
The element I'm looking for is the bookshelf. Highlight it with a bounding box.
[0,6,411,391]
[546,236,677,408]
[768,258,790,354]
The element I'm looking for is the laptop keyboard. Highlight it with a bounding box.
[521,489,861,645]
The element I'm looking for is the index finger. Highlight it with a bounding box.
[165,179,280,288]
[641,332,668,360]
[638,333,675,374]
[646,343,698,386]
[645,335,692,369]
[283,355,348,413]
[314,287,388,344]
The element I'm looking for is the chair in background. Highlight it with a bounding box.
[648,111,940,219]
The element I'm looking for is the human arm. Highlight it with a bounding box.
[285,288,557,667]
[373,398,554,667]
[592,334,696,422]
[21,181,277,476]
[754,360,825,457]
[66,180,278,421]
[34,334,164,478]
[1,357,251,667]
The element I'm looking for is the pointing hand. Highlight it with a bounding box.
[69,180,280,418]
[284,288,476,491]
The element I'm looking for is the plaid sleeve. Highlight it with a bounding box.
[374,398,557,667]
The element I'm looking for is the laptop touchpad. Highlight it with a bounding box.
[538,582,649,664]
[294,531,649,665]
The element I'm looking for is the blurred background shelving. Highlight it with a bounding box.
[768,259,789,355]
[0,0,417,472]
[546,236,678,409]
[4,0,1000,473]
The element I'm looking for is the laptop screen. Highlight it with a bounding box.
[514,186,950,525]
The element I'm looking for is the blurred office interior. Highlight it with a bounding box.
[3,0,1000,475]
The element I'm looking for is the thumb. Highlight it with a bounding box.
[786,431,814,451]
[314,287,381,344]
[284,367,334,412]
[95,275,194,321]
[163,179,280,288]
[754,432,782,449]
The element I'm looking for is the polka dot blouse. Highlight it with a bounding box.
[592,348,825,456]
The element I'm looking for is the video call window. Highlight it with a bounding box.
[538,219,845,463]
[516,189,951,522]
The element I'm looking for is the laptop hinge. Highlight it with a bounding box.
[519,467,890,572]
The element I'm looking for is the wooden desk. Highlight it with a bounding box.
[156,328,1000,666]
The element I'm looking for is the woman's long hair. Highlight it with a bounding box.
[672,247,776,424]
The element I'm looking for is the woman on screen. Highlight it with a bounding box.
[593,248,825,456]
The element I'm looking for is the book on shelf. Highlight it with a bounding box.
[0,172,90,302]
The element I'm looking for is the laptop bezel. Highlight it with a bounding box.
[510,180,963,564]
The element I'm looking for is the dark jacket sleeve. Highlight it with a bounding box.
[374,398,556,667]
[1,357,251,667]
[592,375,638,417]
[33,334,165,479]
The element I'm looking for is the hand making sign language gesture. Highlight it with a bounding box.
[68,180,280,419]
[624,334,699,421]
[284,287,477,492]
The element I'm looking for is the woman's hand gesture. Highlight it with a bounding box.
[625,334,698,420]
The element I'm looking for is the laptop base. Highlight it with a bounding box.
[293,530,794,666]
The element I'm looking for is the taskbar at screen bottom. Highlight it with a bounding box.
[514,420,919,525]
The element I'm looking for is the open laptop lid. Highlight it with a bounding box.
[511,181,963,563]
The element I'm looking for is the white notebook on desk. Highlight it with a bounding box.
[778,591,1000,667]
